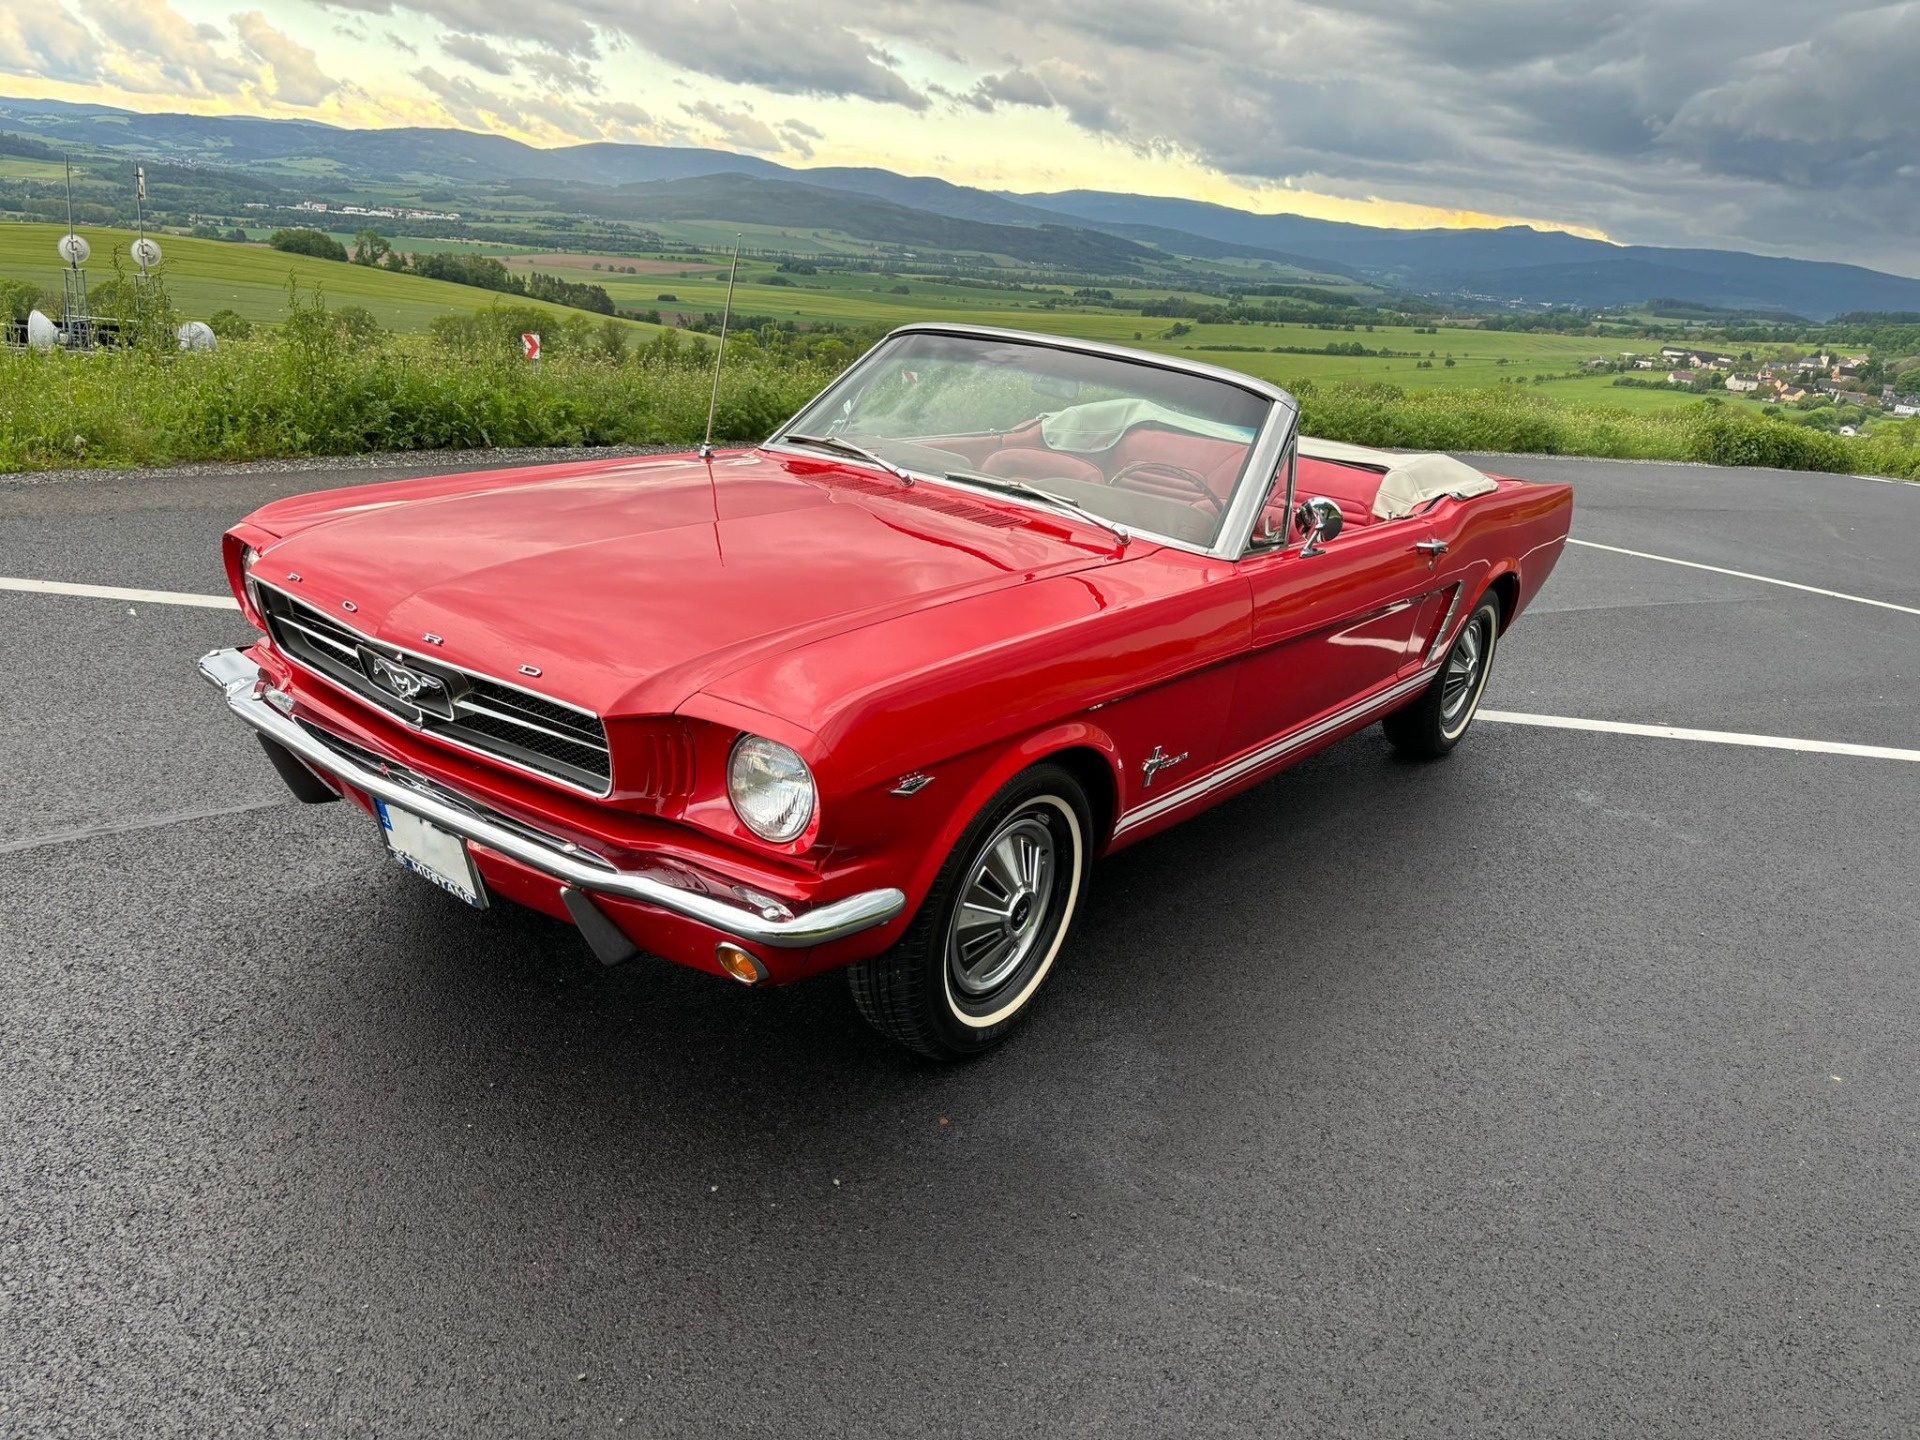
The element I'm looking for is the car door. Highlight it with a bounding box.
[1221,511,1460,760]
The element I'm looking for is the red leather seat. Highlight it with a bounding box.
[1108,430,1244,505]
[1294,457,1384,529]
[978,447,1106,487]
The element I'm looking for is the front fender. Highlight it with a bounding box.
[895,721,1125,919]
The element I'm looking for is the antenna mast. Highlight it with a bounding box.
[698,235,743,460]
[59,156,93,350]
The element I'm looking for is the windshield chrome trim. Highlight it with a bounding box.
[766,323,1300,563]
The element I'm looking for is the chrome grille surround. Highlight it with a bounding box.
[257,583,613,796]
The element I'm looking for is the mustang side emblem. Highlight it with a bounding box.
[1140,745,1189,789]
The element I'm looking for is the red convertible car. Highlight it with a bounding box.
[200,325,1571,1058]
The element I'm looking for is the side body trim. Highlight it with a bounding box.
[1112,665,1435,837]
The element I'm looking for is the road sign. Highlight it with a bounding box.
[522,333,541,361]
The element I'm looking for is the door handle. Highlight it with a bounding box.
[1415,539,1449,556]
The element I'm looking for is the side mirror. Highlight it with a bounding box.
[1295,496,1344,557]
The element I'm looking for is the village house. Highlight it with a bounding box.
[1725,375,1761,393]
[1668,370,1698,386]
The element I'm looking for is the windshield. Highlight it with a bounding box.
[775,331,1276,549]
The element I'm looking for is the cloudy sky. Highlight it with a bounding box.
[2,0,1916,272]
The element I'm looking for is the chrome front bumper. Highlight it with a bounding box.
[197,647,906,949]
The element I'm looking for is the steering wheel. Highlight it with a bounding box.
[1108,461,1222,514]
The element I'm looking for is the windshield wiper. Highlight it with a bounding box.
[943,469,1130,547]
[781,433,914,487]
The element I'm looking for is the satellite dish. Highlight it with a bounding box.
[131,237,164,270]
[176,320,217,352]
[57,233,90,266]
[27,310,59,351]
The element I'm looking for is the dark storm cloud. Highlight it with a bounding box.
[924,0,1920,267]
[322,0,927,106]
[438,32,511,76]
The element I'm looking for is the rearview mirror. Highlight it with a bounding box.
[1295,496,1344,557]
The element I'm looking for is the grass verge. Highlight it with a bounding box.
[1292,381,1920,480]
[2,331,1915,480]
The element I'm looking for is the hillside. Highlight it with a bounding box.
[1013,191,1920,319]
[0,225,660,334]
[510,174,1166,272]
[6,95,1920,317]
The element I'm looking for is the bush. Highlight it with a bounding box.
[1286,380,1920,480]
[207,309,253,340]
[269,228,349,262]
[0,305,833,470]
[332,306,383,344]
[2,304,1913,484]
[1685,412,1851,471]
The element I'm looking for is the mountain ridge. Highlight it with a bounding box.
[4,95,1917,318]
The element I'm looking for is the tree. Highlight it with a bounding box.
[596,318,629,363]
[269,228,348,262]
[351,229,392,267]
[0,279,53,326]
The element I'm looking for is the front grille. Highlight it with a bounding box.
[260,585,613,794]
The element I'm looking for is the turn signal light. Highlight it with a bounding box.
[715,943,768,986]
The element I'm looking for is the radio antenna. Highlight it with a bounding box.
[698,235,743,460]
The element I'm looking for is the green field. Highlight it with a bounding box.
[0,224,661,334]
[519,258,1701,403]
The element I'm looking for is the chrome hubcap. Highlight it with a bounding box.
[1441,614,1489,729]
[949,813,1055,998]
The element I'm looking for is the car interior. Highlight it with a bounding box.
[836,420,1401,549]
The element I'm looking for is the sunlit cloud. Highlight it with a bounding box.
[1,0,1915,268]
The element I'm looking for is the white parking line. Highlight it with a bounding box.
[0,798,288,856]
[1566,538,1920,617]
[1479,710,1920,762]
[0,576,238,610]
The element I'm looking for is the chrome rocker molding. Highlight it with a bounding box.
[1113,664,1438,837]
[198,647,906,949]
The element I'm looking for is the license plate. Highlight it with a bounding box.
[376,799,487,909]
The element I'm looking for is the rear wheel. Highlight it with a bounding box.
[847,763,1091,1060]
[1383,594,1500,758]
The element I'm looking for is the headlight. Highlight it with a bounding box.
[727,735,816,843]
[235,543,265,629]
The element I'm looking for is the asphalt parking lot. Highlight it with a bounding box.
[2,451,1916,1438]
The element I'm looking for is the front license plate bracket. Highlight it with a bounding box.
[376,799,488,909]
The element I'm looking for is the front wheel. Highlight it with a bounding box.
[847,763,1091,1060]
[1383,593,1500,758]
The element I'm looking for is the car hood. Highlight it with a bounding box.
[251,450,1121,718]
